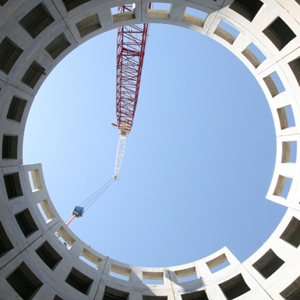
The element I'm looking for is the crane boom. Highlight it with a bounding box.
[114,4,150,179]
[114,132,128,179]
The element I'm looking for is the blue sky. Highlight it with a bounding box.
[24,24,286,268]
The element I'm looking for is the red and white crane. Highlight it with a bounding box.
[66,6,150,224]
[113,4,150,180]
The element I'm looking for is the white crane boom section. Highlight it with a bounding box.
[113,131,128,180]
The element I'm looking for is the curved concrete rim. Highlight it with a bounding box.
[1,0,300,299]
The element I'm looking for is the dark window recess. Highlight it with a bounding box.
[6,262,43,300]
[4,172,23,199]
[45,34,71,59]
[143,296,167,300]
[181,290,209,300]
[229,0,263,21]
[36,241,62,270]
[219,274,250,300]
[76,14,101,37]
[65,268,93,295]
[252,249,284,278]
[280,276,300,300]
[2,135,18,159]
[15,208,38,238]
[280,217,300,247]
[54,296,64,300]
[263,17,296,51]
[0,0,8,6]
[0,221,13,257]
[21,61,45,89]
[103,286,129,300]
[0,37,23,74]
[289,57,300,86]
[7,96,27,122]
[19,3,54,39]
[62,0,91,11]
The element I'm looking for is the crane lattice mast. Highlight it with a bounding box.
[66,6,150,225]
[114,4,150,180]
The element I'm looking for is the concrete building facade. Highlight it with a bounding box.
[0,0,300,299]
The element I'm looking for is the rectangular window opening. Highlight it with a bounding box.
[2,135,18,159]
[45,34,71,60]
[282,141,297,163]
[37,203,48,222]
[147,2,170,19]
[56,235,71,249]
[143,296,168,300]
[76,14,101,38]
[62,0,91,12]
[4,172,23,199]
[263,17,296,51]
[273,175,293,198]
[280,217,300,247]
[181,290,209,300]
[15,208,38,238]
[6,262,43,300]
[175,267,198,283]
[36,241,62,270]
[7,96,27,123]
[0,1,9,6]
[21,61,46,89]
[263,72,285,98]
[248,43,266,62]
[252,249,284,278]
[38,199,55,222]
[182,7,207,28]
[229,0,263,22]
[79,255,98,269]
[19,3,54,39]
[112,6,135,24]
[280,275,300,299]
[150,2,171,11]
[185,7,208,20]
[110,264,131,281]
[28,169,42,192]
[143,272,164,285]
[80,248,101,269]
[214,21,240,45]
[242,43,266,68]
[103,286,129,300]
[271,72,285,93]
[55,226,75,248]
[206,253,230,273]
[289,57,300,86]
[219,274,250,300]
[277,105,295,130]
[0,37,23,74]
[0,221,14,257]
[65,267,93,295]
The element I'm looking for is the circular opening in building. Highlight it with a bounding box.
[24,24,286,267]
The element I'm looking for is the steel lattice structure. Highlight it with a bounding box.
[116,4,150,133]
[114,5,150,179]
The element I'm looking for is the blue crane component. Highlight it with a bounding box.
[66,177,115,225]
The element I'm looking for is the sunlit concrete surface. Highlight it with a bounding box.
[1,0,300,299]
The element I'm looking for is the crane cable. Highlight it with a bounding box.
[78,176,115,212]
[66,176,116,225]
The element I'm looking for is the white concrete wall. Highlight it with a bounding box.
[0,0,300,299]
